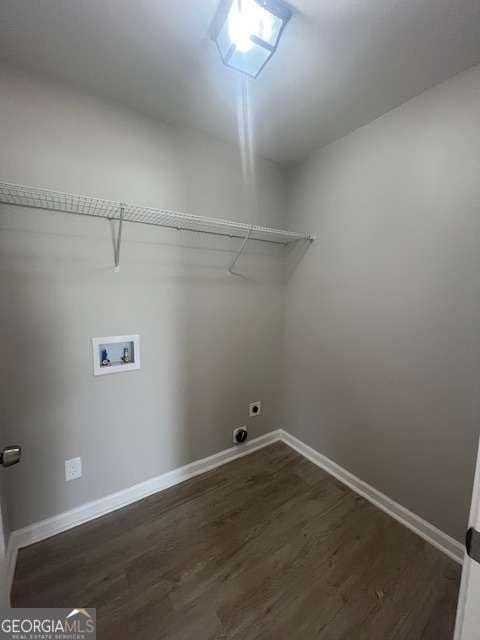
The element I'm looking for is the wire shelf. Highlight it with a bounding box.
[0,181,313,246]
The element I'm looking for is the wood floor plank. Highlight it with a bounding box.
[12,442,460,639]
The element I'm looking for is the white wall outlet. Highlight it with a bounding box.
[249,401,262,417]
[65,457,82,482]
[233,426,248,444]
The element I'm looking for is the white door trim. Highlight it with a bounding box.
[453,436,480,639]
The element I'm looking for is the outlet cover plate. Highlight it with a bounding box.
[249,401,262,417]
[65,457,82,482]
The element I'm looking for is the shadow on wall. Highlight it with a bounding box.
[0,205,287,531]
[285,238,315,281]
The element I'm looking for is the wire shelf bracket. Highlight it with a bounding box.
[112,203,125,272]
[227,225,252,276]
[0,181,315,272]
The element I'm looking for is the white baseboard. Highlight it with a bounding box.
[7,427,464,602]
[279,429,464,565]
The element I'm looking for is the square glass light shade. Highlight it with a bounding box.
[214,0,291,78]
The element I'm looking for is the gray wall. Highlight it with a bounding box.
[0,65,287,531]
[284,64,480,541]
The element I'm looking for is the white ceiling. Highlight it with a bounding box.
[1,0,480,164]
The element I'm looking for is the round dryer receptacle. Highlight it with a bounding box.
[233,427,248,444]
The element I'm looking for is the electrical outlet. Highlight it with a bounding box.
[249,401,262,417]
[65,457,82,482]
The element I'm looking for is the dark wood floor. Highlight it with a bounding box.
[13,442,460,639]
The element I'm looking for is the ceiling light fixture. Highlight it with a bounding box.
[212,0,292,78]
